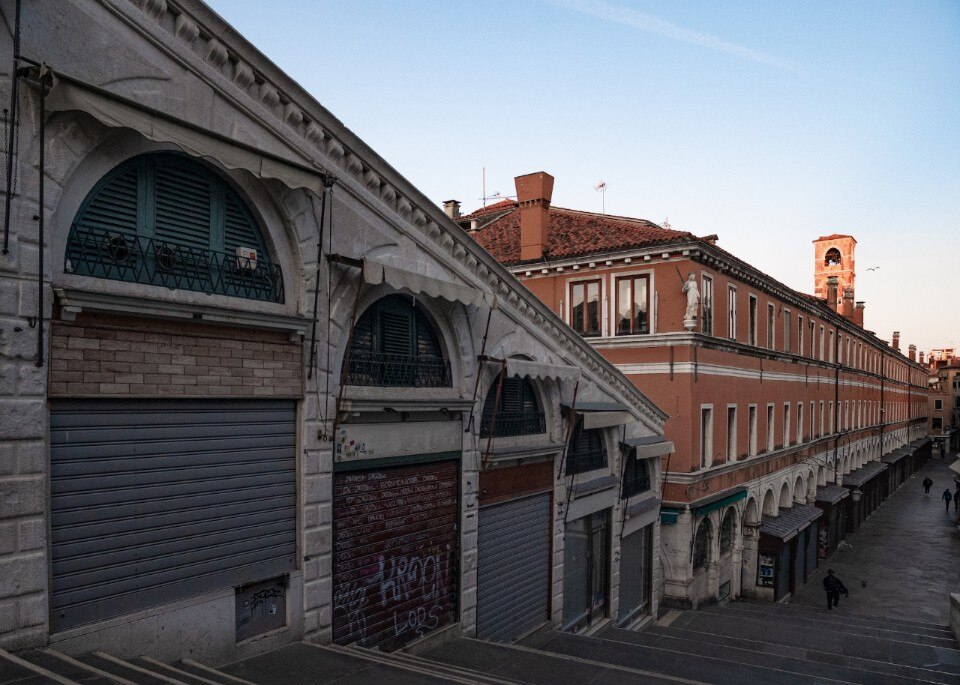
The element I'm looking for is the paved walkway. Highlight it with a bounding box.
[790,454,960,625]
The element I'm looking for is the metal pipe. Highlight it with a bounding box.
[3,0,22,254]
[307,183,330,380]
[35,67,46,367]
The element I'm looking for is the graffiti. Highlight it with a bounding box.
[247,588,283,617]
[392,604,442,637]
[817,523,829,559]
[376,550,445,607]
[333,580,369,641]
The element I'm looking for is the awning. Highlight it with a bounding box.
[363,259,493,308]
[759,504,822,542]
[881,448,910,465]
[563,401,634,430]
[45,73,330,196]
[692,487,747,517]
[625,497,661,519]
[842,461,888,489]
[505,358,580,382]
[660,510,679,524]
[815,484,849,505]
[621,435,674,459]
[949,459,960,477]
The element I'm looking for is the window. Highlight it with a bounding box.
[346,295,450,387]
[844,401,849,430]
[693,519,711,572]
[810,401,815,439]
[797,402,803,444]
[622,455,651,498]
[766,404,775,452]
[719,508,735,554]
[567,420,607,474]
[748,295,758,346]
[726,406,737,461]
[615,275,650,335]
[935,399,943,410]
[819,401,825,437]
[798,316,804,357]
[824,247,842,266]
[783,308,791,353]
[809,320,815,357]
[480,372,545,437]
[727,286,738,340]
[828,401,834,433]
[819,326,825,360]
[701,274,714,335]
[933,418,943,430]
[828,330,835,363]
[570,280,601,337]
[783,403,791,447]
[66,152,282,302]
[700,407,713,468]
[748,405,758,457]
[838,334,843,365]
[766,303,775,349]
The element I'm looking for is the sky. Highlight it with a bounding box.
[206,0,960,354]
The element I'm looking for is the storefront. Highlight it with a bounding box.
[842,461,887,533]
[814,484,849,560]
[617,498,659,625]
[882,448,911,491]
[563,507,611,632]
[757,505,822,601]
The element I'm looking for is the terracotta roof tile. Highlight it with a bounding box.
[816,233,856,242]
[461,199,517,219]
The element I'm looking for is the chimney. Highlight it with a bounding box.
[841,287,855,319]
[443,199,461,220]
[892,331,900,351]
[908,344,916,362]
[919,351,925,365]
[853,301,865,327]
[515,172,554,261]
[826,277,839,312]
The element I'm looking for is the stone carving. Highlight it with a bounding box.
[682,272,699,330]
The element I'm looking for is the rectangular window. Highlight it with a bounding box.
[621,455,651,498]
[838,334,843,365]
[844,400,849,430]
[700,407,713,468]
[783,308,791,353]
[615,274,650,335]
[727,406,737,461]
[819,326,825,361]
[748,405,758,457]
[933,417,943,430]
[767,303,775,349]
[828,401,834,433]
[766,404,775,452]
[748,295,758,346]
[727,286,737,340]
[809,320,815,357]
[935,399,943,410]
[570,280,601,337]
[810,401,815,439]
[783,403,790,447]
[819,401,825,437]
[797,402,803,444]
[828,330,835,363]
[701,275,713,335]
[798,316,804,357]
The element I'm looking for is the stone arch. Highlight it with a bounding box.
[743,497,760,526]
[693,518,713,571]
[779,481,792,509]
[719,507,737,555]
[762,488,777,517]
[818,464,827,486]
[807,470,817,499]
[794,474,806,504]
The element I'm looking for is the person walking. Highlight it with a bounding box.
[823,569,848,610]
[942,488,953,512]
[922,477,933,494]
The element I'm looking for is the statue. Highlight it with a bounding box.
[682,273,699,329]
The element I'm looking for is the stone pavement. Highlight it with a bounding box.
[790,454,960,625]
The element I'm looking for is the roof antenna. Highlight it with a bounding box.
[662,217,671,230]
[594,180,607,214]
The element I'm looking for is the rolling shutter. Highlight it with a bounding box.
[792,534,805,594]
[805,523,818,579]
[49,399,296,632]
[476,493,551,642]
[775,545,790,601]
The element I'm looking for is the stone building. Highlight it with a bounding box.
[459,171,932,609]
[0,0,670,663]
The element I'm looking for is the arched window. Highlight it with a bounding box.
[693,519,712,571]
[719,508,735,554]
[566,419,607,475]
[345,295,450,387]
[621,455,650,498]
[823,248,841,267]
[65,153,281,302]
[480,373,544,438]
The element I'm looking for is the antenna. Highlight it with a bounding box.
[594,180,607,214]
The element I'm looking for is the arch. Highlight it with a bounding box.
[343,294,450,388]
[824,247,842,267]
[719,507,736,555]
[762,489,777,517]
[743,497,760,527]
[479,371,545,438]
[566,419,608,475]
[808,470,818,499]
[693,518,712,572]
[778,481,792,509]
[794,475,806,504]
[66,152,281,302]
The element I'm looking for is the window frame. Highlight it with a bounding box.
[727,285,738,341]
[726,404,738,461]
[614,273,651,336]
[701,273,714,335]
[700,405,714,469]
[748,294,758,346]
[569,278,603,337]
[766,303,775,350]
[766,403,775,453]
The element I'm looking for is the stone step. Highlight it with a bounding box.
[12,650,116,685]
[739,597,952,631]
[521,629,856,685]
[419,635,697,685]
[77,653,190,685]
[667,613,960,672]
[601,625,955,685]
[0,647,78,685]
[130,659,227,685]
[707,603,955,641]
[648,625,960,683]
[386,648,526,685]
[170,660,259,685]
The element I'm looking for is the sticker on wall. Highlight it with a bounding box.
[336,429,374,462]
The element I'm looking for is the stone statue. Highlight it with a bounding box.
[682,273,699,326]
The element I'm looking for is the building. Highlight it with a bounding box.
[929,363,960,456]
[460,171,932,609]
[0,1,671,662]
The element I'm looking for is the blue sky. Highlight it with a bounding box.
[207,0,959,353]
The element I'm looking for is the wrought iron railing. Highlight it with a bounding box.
[64,225,283,303]
[479,409,546,438]
[346,350,451,388]
[566,446,608,475]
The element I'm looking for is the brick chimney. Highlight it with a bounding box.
[442,200,461,220]
[853,301,865,327]
[908,344,916,362]
[515,172,554,261]
[919,350,925,365]
[841,287,855,319]
[826,277,839,312]
[892,331,900,351]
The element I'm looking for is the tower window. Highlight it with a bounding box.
[824,248,842,266]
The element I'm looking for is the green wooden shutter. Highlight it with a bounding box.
[75,165,140,240]
[379,309,413,356]
[223,193,266,255]
[153,162,214,251]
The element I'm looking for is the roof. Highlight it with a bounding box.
[815,234,857,242]
[815,484,849,505]
[842,461,888,488]
[468,205,695,265]
[759,504,822,540]
[461,199,517,220]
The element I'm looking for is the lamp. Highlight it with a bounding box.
[851,489,862,502]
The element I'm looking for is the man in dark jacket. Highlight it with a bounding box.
[922,477,933,494]
[943,488,953,512]
[823,569,847,610]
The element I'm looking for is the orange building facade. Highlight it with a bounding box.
[459,172,931,608]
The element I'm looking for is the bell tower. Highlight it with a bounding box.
[813,234,856,307]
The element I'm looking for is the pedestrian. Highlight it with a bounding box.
[943,488,953,512]
[922,477,933,494]
[823,569,848,610]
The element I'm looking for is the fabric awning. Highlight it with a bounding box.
[562,401,634,430]
[621,435,675,459]
[45,73,330,196]
[842,461,888,489]
[759,504,822,542]
[948,459,960,477]
[362,259,493,308]
[505,358,580,382]
[881,448,910,465]
[660,510,679,525]
[691,487,748,517]
[815,484,849,505]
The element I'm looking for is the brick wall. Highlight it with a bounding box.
[49,312,303,398]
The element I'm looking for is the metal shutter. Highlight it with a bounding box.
[805,524,818,579]
[792,533,805,594]
[476,493,551,642]
[332,460,458,651]
[775,545,790,601]
[50,399,296,632]
[618,524,652,623]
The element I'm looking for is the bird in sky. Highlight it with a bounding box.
[866,266,880,271]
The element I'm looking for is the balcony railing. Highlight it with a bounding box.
[64,225,283,303]
[479,409,546,438]
[346,350,451,388]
